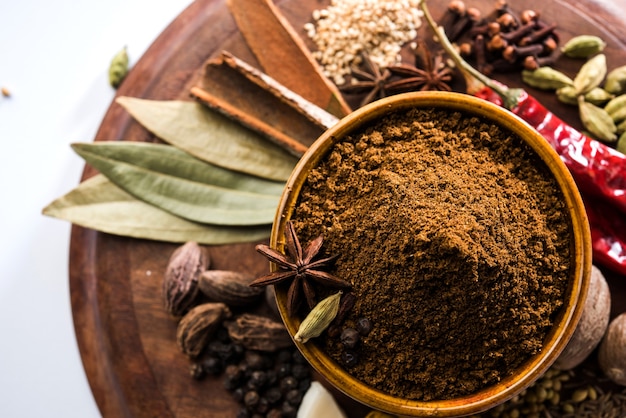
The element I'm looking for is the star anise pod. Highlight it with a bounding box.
[386,41,454,92]
[340,54,395,108]
[251,221,351,317]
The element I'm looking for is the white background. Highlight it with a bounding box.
[0,0,193,416]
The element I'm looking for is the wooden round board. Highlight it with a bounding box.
[70,0,626,416]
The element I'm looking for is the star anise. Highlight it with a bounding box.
[250,221,351,317]
[340,53,395,108]
[386,41,454,92]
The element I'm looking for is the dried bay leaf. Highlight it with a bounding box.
[42,174,270,244]
[71,141,285,196]
[72,142,280,226]
[116,97,298,181]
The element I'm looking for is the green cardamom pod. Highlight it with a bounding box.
[556,85,579,106]
[561,35,606,58]
[616,119,626,135]
[604,94,626,116]
[294,291,343,343]
[574,54,607,95]
[604,65,626,95]
[522,67,574,91]
[578,96,617,142]
[609,106,626,124]
[108,46,129,89]
[617,131,626,154]
[584,87,613,106]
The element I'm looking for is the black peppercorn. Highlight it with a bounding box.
[232,387,245,403]
[265,386,283,405]
[267,409,282,418]
[291,363,310,380]
[292,350,306,364]
[277,363,291,378]
[285,389,303,406]
[277,349,292,364]
[224,364,244,390]
[356,317,372,336]
[341,350,359,367]
[298,378,311,393]
[255,397,270,414]
[248,370,267,390]
[202,356,223,375]
[280,376,299,393]
[244,390,260,409]
[281,401,297,418]
[265,369,278,387]
[340,327,360,349]
[244,351,267,370]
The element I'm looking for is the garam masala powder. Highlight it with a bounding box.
[290,107,572,401]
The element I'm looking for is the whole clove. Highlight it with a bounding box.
[437,2,559,75]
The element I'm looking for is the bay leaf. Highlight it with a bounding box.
[42,174,270,244]
[70,141,285,195]
[72,142,280,226]
[116,97,298,181]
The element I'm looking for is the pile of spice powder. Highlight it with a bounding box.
[291,108,573,401]
[303,0,423,85]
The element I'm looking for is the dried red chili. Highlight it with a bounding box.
[421,3,626,275]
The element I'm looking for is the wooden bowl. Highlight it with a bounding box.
[270,91,592,416]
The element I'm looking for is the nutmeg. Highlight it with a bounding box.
[598,312,626,386]
[554,265,611,370]
[162,242,209,318]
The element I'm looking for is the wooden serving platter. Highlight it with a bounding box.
[70,0,626,416]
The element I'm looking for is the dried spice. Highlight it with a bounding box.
[226,0,351,118]
[573,54,607,95]
[340,54,395,108]
[604,65,626,95]
[578,97,617,143]
[294,291,342,343]
[522,67,573,91]
[42,174,272,244]
[176,302,232,357]
[304,0,423,85]
[116,97,298,182]
[108,46,129,88]
[446,1,559,74]
[342,43,455,108]
[162,241,208,317]
[71,141,282,225]
[224,314,293,352]
[198,270,264,307]
[191,52,337,158]
[561,35,607,59]
[386,41,454,92]
[292,107,572,400]
[251,221,351,317]
[598,313,626,386]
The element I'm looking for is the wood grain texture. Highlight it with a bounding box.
[69,0,626,416]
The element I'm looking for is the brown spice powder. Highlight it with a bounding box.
[291,108,572,401]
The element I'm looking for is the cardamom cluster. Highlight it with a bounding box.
[520,43,626,148]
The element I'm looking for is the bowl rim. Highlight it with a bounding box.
[271,91,592,416]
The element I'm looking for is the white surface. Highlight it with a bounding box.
[0,0,193,416]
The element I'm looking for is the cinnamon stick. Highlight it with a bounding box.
[226,0,352,118]
[190,51,339,157]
